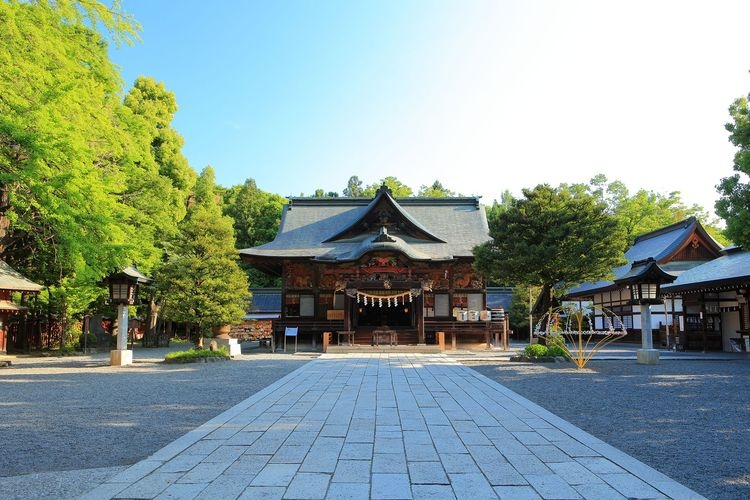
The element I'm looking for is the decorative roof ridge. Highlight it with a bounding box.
[286,196,481,207]
[633,216,696,244]
[322,184,445,243]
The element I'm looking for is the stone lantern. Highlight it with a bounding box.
[615,258,675,365]
[104,266,152,366]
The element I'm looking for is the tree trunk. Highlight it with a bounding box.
[143,298,159,347]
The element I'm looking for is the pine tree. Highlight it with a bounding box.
[156,167,249,343]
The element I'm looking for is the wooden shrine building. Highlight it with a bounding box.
[0,260,42,353]
[565,217,726,350]
[240,185,499,348]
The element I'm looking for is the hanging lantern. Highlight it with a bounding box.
[379,298,383,307]
[409,293,412,303]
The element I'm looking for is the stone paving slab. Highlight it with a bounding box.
[83,354,706,499]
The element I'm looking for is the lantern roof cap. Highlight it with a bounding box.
[614,258,676,286]
[105,265,153,285]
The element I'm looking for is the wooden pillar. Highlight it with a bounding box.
[503,314,509,350]
[701,293,707,352]
[438,331,445,352]
[417,294,425,345]
[322,331,330,353]
[485,328,491,349]
[344,294,351,332]
[451,332,456,350]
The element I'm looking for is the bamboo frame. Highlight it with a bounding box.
[536,304,627,369]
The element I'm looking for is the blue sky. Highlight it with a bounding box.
[110,1,750,213]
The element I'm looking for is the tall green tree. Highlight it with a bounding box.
[363,176,414,197]
[589,174,727,245]
[485,190,516,224]
[223,179,285,250]
[342,175,365,197]
[120,76,196,269]
[0,0,142,323]
[222,178,285,287]
[716,94,750,248]
[474,184,626,309]
[418,180,455,197]
[156,167,249,341]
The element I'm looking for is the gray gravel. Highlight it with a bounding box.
[468,359,750,500]
[0,349,309,478]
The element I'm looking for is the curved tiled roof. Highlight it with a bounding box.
[566,217,720,298]
[240,190,490,264]
[0,260,42,292]
[662,248,750,293]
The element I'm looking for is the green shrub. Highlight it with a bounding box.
[59,344,78,355]
[164,346,229,361]
[546,345,567,358]
[545,334,569,358]
[524,344,549,357]
[78,332,98,349]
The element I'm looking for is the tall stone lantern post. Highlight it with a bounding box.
[104,266,153,366]
[615,258,675,365]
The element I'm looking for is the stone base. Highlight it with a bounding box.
[637,348,659,365]
[110,349,133,366]
[209,337,242,357]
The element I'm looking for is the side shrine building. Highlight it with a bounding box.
[566,217,750,352]
[240,185,498,348]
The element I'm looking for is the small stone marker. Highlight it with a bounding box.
[209,340,218,351]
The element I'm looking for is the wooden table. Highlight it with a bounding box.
[337,330,354,346]
[373,329,397,346]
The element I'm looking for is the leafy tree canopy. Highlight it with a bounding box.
[588,174,728,246]
[363,176,414,197]
[474,184,627,303]
[418,180,456,197]
[222,178,285,287]
[342,175,365,197]
[0,0,138,293]
[716,94,750,248]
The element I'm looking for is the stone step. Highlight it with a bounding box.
[326,345,441,354]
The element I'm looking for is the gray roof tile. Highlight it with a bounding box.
[566,218,717,297]
[240,196,490,261]
[662,249,750,292]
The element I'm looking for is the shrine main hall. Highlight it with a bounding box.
[240,185,504,348]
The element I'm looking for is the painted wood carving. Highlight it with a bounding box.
[284,262,314,289]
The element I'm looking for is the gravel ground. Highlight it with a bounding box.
[0,348,309,479]
[468,359,750,500]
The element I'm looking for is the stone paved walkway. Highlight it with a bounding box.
[83,354,705,499]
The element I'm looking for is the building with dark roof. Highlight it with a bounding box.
[565,217,750,351]
[240,185,501,347]
[0,260,42,353]
[661,247,750,351]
